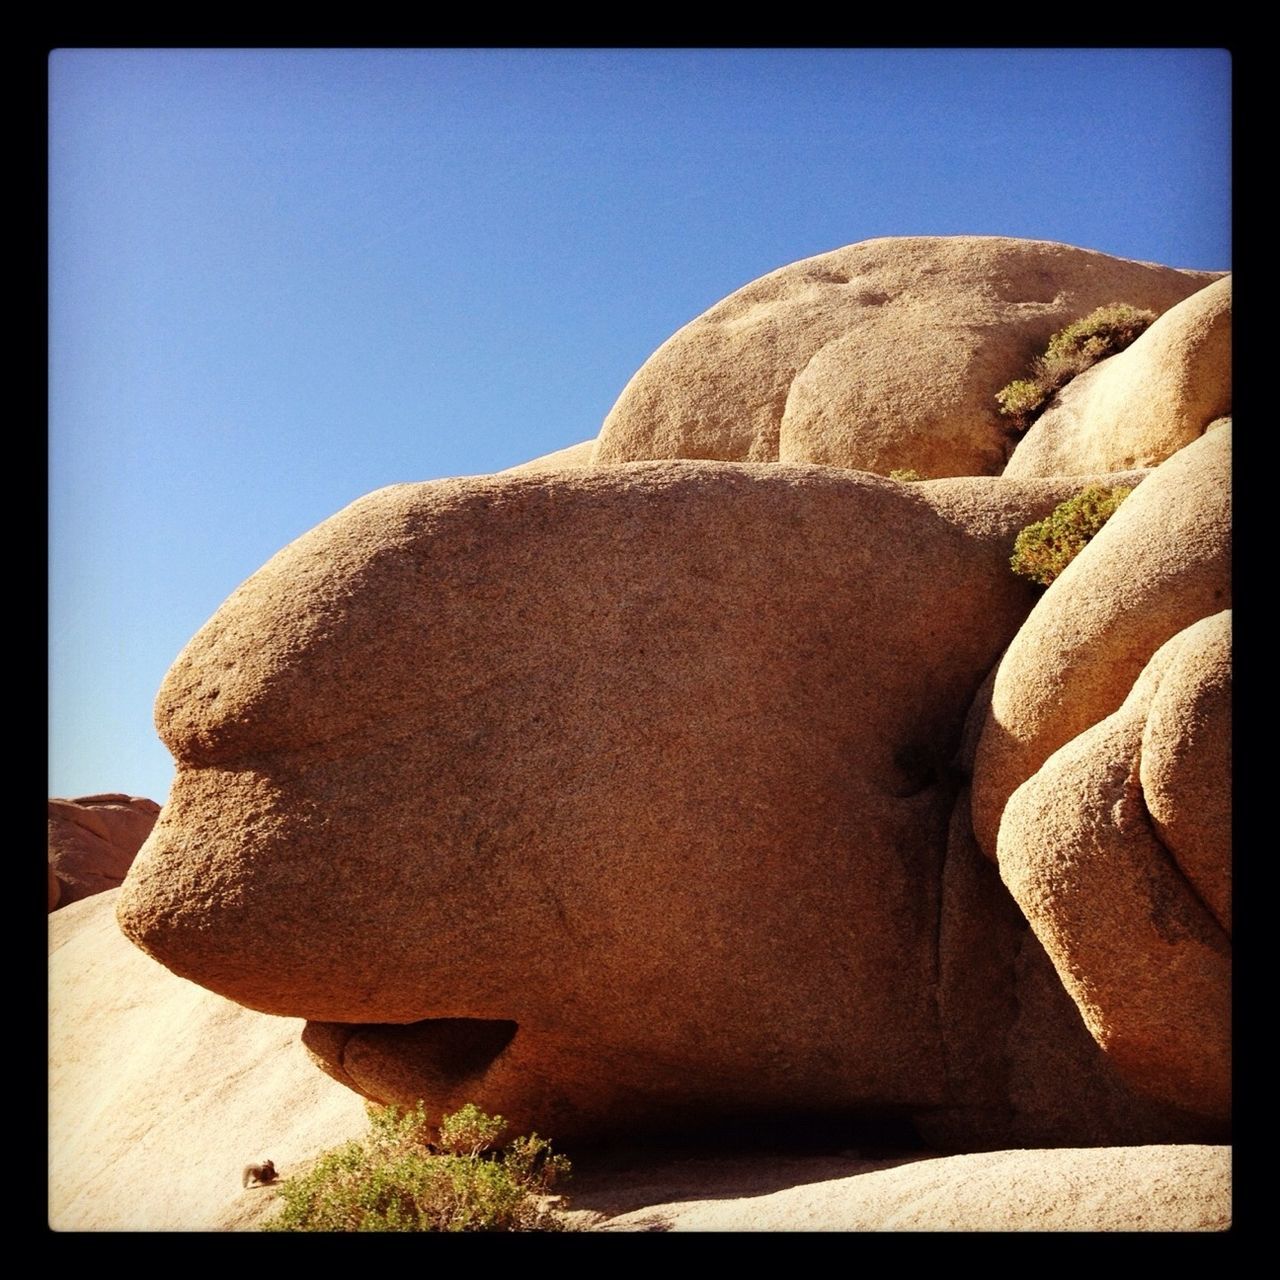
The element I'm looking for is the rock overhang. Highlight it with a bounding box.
[118,463,1088,1099]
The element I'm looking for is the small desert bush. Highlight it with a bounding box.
[889,468,923,482]
[267,1101,571,1232]
[996,303,1157,431]
[1010,485,1133,586]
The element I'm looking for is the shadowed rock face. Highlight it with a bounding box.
[999,614,1232,1123]
[118,461,1204,1145]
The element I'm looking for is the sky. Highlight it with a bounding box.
[48,48,1231,805]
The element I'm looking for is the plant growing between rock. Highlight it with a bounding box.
[266,1101,572,1232]
[1010,485,1132,587]
[889,468,923,482]
[996,303,1157,432]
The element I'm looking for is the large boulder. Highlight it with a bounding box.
[117,460,1206,1147]
[970,426,1231,860]
[1005,276,1231,478]
[998,614,1232,1122]
[592,236,1218,478]
[48,793,161,911]
[1141,613,1232,934]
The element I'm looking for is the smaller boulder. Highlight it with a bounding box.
[1005,276,1231,478]
[48,793,161,911]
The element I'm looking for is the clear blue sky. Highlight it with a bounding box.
[49,48,1231,804]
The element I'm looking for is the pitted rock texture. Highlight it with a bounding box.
[1005,275,1231,478]
[970,426,1231,860]
[116,461,1200,1147]
[998,615,1232,1122]
[592,236,1218,478]
[48,793,161,911]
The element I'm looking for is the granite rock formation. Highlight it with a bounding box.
[115,236,1232,1153]
[1005,276,1231,478]
[50,892,1230,1231]
[592,236,1218,478]
[998,614,1231,1122]
[970,425,1231,860]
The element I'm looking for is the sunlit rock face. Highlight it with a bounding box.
[1004,276,1231,479]
[592,235,1218,478]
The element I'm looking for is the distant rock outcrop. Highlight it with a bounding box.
[48,793,160,912]
[593,236,1217,478]
[112,236,1231,1160]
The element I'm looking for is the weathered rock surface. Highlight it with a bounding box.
[584,1145,1231,1232]
[48,793,161,912]
[998,616,1231,1123]
[49,890,368,1231]
[1005,275,1231,478]
[117,460,1202,1147]
[592,236,1218,477]
[971,426,1231,860]
[1141,612,1232,934]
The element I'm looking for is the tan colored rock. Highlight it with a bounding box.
[998,620,1231,1122]
[593,236,1218,477]
[118,460,1193,1148]
[971,426,1231,859]
[49,888,1228,1233]
[1005,276,1231,478]
[500,439,597,473]
[587,1145,1231,1232]
[926,678,1220,1151]
[49,890,368,1231]
[920,785,1209,1152]
[1141,612,1232,934]
[48,793,161,911]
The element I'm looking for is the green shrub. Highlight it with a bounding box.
[1010,485,1133,586]
[888,468,923,482]
[1044,304,1156,364]
[266,1101,572,1232]
[996,303,1157,431]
